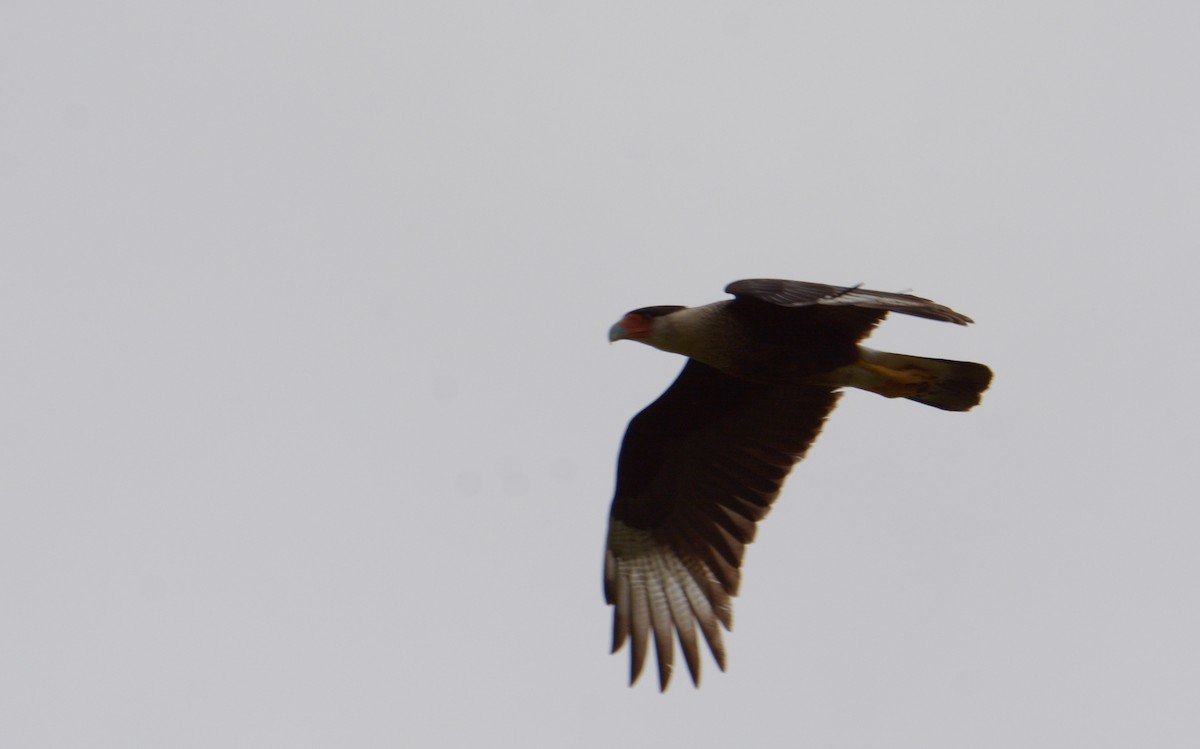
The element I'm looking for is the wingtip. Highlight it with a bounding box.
[627,654,644,687]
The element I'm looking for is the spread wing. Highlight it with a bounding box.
[726,278,974,325]
[604,359,840,690]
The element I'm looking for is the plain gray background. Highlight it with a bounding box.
[3,2,1197,747]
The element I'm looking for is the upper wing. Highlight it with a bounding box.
[605,359,840,690]
[726,278,975,325]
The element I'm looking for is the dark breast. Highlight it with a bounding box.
[715,299,865,384]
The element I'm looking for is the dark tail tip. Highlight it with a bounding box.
[907,361,994,411]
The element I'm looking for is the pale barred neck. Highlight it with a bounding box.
[645,301,736,366]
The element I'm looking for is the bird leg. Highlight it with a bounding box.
[855,360,935,398]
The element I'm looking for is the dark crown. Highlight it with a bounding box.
[628,305,685,318]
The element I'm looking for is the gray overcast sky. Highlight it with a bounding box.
[3,2,1198,747]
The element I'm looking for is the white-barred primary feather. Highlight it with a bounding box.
[606,520,729,690]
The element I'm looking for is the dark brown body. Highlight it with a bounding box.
[698,297,865,384]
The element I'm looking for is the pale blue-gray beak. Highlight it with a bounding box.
[608,322,627,342]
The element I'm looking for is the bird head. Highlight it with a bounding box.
[608,306,686,346]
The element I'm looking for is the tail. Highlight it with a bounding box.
[855,348,993,412]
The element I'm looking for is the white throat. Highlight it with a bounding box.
[645,302,731,363]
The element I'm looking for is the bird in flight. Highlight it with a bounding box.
[604,278,992,690]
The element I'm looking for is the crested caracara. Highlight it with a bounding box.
[605,278,992,690]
